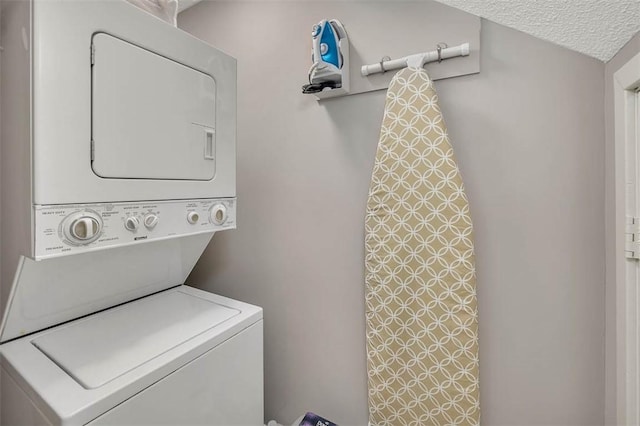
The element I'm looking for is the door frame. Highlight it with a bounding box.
[615,51,640,425]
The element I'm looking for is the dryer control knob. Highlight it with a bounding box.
[144,214,159,230]
[125,216,140,232]
[210,204,227,225]
[187,212,199,224]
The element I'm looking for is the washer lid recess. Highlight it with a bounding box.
[32,290,239,389]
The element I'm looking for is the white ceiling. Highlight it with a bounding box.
[428,0,640,62]
[177,0,640,62]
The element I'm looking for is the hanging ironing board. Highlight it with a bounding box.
[364,67,480,425]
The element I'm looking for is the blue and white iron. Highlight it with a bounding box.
[302,19,348,94]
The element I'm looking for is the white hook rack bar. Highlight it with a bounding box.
[361,42,470,77]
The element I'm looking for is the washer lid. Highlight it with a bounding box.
[31,289,239,389]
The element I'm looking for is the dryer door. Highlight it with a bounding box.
[91,33,216,181]
[32,1,236,205]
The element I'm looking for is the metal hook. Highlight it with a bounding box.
[379,55,391,73]
[436,42,448,63]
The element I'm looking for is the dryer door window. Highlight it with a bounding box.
[91,33,216,181]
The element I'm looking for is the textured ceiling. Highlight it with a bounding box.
[177,0,640,62]
[431,0,640,61]
[177,0,201,12]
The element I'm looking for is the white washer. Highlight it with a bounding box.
[1,286,263,425]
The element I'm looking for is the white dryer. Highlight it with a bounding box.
[0,1,262,424]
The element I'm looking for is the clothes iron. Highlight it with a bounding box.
[302,19,348,94]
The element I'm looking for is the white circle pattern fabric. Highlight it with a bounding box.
[365,67,480,426]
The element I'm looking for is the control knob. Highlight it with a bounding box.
[125,216,140,232]
[210,204,228,225]
[62,211,103,245]
[144,214,159,230]
[187,212,200,224]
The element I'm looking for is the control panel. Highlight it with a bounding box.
[34,198,236,259]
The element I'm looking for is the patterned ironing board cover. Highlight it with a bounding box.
[364,67,480,426]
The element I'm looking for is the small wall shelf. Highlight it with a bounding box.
[312,40,350,100]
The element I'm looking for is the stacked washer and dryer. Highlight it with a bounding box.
[0,1,263,424]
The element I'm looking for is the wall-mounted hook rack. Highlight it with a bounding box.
[361,42,470,77]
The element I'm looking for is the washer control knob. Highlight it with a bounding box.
[187,211,200,224]
[125,216,140,232]
[210,204,227,225]
[144,214,159,230]
[62,211,103,245]
[71,217,100,240]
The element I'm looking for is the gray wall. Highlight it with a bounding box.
[179,2,606,424]
[0,0,31,325]
[0,0,3,324]
[0,3,3,417]
[604,30,640,426]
